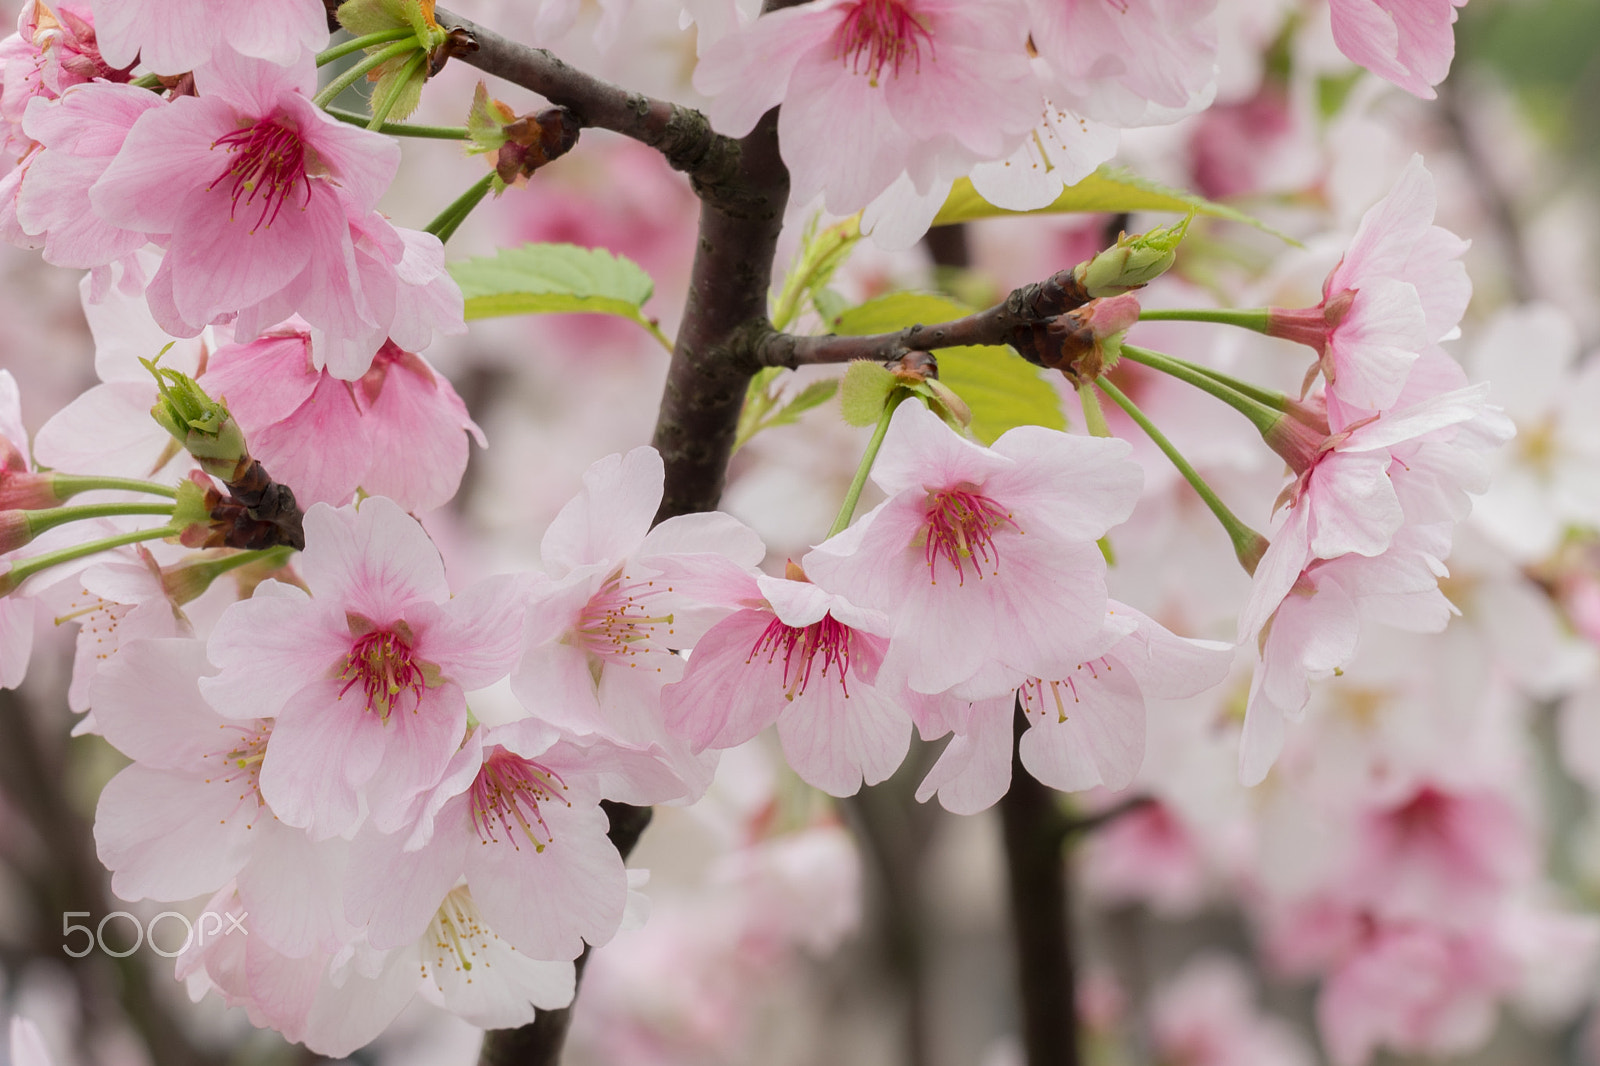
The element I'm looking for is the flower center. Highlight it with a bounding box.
[574,570,676,666]
[834,0,934,85]
[922,485,1019,586]
[207,120,311,233]
[1019,658,1109,723]
[427,886,492,979]
[338,626,425,721]
[200,721,272,827]
[469,749,570,852]
[748,613,854,701]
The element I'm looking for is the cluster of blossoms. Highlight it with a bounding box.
[693,0,1470,244]
[1,0,1583,1063]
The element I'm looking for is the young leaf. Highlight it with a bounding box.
[831,293,1067,444]
[449,243,669,348]
[931,165,1295,242]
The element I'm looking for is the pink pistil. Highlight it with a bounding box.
[338,628,424,720]
[468,749,569,852]
[834,0,935,84]
[207,120,312,233]
[748,613,854,700]
[923,486,1019,586]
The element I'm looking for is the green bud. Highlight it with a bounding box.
[144,358,250,480]
[1074,214,1192,297]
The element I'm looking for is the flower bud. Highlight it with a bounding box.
[1016,294,1143,384]
[1073,216,1191,297]
[145,359,250,482]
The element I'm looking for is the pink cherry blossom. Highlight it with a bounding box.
[694,0,1040,214]
[914,603,1231,813]
[1,1,129,150]
[804,401,1143,699]
[8,1018,54,1066]
[1151,955,1316,1066]
[662,564,913,797]
[1026,0,1219,128]
[0,370,36,687]
[346,718,678,963]
[1267,156,1470,412]
[89,47,406,371]
[203,324,484,512]
[202,497,527,839]
[93,0,329,77]
[1328,0,1466,100]
[15,81,163,269]
[512,447,765,798]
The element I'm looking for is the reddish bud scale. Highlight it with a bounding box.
[748,613,855,699]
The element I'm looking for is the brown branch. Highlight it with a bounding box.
[997,701,1080,1066]
[433,8,745,205]
[750,266,1094,370]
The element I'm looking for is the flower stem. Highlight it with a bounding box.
[1118,345,1281,436]
[1095,378,1267,575]
[50,474,179,500]
[1122,344,1289,413]
[828,393,904,538]
[367,49,428,130]
[316,27,419,67]
[425,172,498,244]
[324,106,468,139]
[1,525,180,596]
[312,40,419,109]
[1137,307,1271,332]
[26,501,175,539]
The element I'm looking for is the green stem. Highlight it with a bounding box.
[130,72,163,90]
[26,502,174,539]
[829,394,904,538]
[1095,379,1266,575]
[1077,386,1112,439]
[317,27,419,67]
[1122,344,1289,413]
[164,545,296,605]
[50,474,179,501]
[1137,307,1271,332]
[425,172,498,243]
[367,49,428,130]
[324,106,468,139]
[312,40,419,109]
[1,526,180,596]
[1118,345,1282,436]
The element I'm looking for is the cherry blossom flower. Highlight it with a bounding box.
[89,47,404,370]
[15,81,163,270]
[803,401,1143,700]
[346,718,679,963]
[203,324,484,512]
[693,0,1039,215]
[1151,955,1316,1066]
[662,563,913,797]
[9,1017,54,1066]
[1327,0,1467,100]
[512,447,765,798]
[1,1,129,149]
[914,604,1231,813]
[202,497,526,839]
[1267,156,1470,412]
[0,370,35,687]
[93,0,329,77]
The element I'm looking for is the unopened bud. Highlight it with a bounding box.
[1016,294,1143,384]
[145,358,249,481]
[494,107,581,186]
[1074,216,1191,297]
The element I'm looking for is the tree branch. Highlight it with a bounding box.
[432,8,746,205]
[997,702,1080,1066]
[750,265,1094,369]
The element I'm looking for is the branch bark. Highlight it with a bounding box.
[997,703,1080,1066]
[750,266,1094,370]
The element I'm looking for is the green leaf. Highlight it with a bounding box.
[931,165,1295,243]
[782,378,840,418]
[831,293,1067,444]
[839,361,896,427]
[450,243,669,347]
